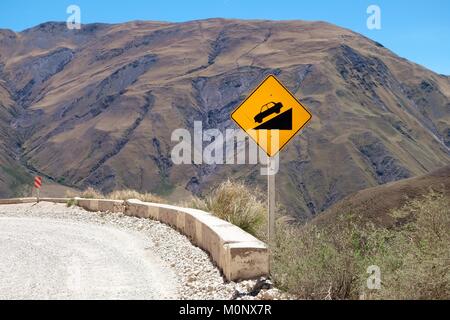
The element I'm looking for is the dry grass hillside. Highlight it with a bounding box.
[315,165,450,227]
[0,19,449,219]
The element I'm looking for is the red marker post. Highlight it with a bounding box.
[34,176,42,203]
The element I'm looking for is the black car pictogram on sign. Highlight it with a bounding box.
[253,102,283,123]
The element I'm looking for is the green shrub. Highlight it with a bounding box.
[272,191,450,300]
[190,180,266,238]
[66,198,77,207]
[370,191,450,299]
[272,218,369,299]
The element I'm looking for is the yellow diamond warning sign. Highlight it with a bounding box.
[231,75,312,157]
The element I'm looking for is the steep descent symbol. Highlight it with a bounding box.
[253,101,292,130]
[231,75,312,157]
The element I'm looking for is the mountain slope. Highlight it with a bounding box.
[314,165,450,227]
[0,19,449,220]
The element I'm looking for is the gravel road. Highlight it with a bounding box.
[0,202,237,300]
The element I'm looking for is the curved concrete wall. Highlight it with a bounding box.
[0,197,70,204]
[0,197,269,281]
[75,198,269,281]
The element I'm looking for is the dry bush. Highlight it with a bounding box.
[272,217,372,299]
[64,190,80,198]
[80,187,104,199]
[77,187,163,203]
[272,191,450,300]
[370,191,450,299]
[190,180,266,238]
[107,189,164,204]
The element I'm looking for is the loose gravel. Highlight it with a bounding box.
[0,202,238,300]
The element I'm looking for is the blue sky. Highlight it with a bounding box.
[1,0,449,75]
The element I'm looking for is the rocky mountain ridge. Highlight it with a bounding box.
[0,19,449,220]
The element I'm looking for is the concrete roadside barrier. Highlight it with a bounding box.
[124,199,269,281]
[0,197,70,205]
[75,198,124,213]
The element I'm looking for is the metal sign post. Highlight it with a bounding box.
[267,157,276,246]
[267,156,276,274]
[37,188,40,203]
